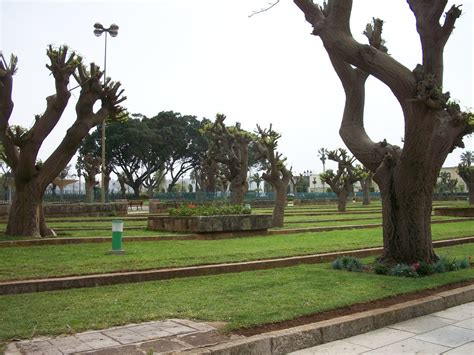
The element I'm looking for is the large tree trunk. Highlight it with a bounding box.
[336,191,348,212]
[6,179,54,238]
[376,166,437,264]
[467,181,474,205]
[85,181,95,203]
[361,176,372,205]
[229,174,247,204]
[272,184,287,227]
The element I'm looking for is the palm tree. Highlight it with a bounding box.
[250,173,263,197]
[318,148,328,193]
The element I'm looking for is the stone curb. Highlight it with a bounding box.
[0,217,471,248]
[195,285,474,355]
[0,237,473,295]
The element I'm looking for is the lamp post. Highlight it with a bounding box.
[93,22,119,204]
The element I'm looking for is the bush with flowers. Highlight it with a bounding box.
[333,256,471,278]
[168,203,251,217]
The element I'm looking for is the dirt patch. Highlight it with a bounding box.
[234,280,474,336]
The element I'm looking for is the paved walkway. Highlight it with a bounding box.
[5,319,240,354]
[5,302,474,354]
[291,302,474,354]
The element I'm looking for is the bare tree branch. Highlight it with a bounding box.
[248,0,280,18]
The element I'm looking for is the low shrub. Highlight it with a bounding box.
[333,256,471,278]
[331,256,363,272]
[373,263,390,275]
[168,204,251,217]
[390,263,419,278]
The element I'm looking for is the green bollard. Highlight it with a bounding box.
[110,219,125,255]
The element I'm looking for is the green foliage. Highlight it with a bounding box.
[380,257,470,278]
[373,263,390,275]
[390,264,419,278]
[331,256,363,272]
[168,203,251,217]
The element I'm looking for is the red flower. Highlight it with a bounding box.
[187,204,196,209]
[412,262,420,270]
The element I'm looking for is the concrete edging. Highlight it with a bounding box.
[0,236,473,295]
[199,285,474,354]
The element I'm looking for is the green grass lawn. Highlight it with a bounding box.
[0,243,472,342]
[1,221,472,281]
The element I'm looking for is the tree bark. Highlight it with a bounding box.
[6,179,54,237]
[336,191,348,212]
[229,175,247,204]
[360,175,372,205]
[85,181,95,203]
[469,184,474,205]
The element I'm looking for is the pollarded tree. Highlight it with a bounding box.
[358,165,373,206]
[203,114,253,204]
[255,124,292,227]
[435,171,458,195]
[294,0,473,264]
[76,153,101,203]
[0,46,125,237]
[319,149,364,212]
[458,151,473,204]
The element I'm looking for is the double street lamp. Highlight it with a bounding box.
[93,22,119,203]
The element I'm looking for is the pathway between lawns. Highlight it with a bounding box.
[0,236,473,296]
[0,217,472,248]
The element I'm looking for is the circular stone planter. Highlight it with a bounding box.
[147,214,274,233]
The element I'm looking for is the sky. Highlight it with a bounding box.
[1,0,473,176]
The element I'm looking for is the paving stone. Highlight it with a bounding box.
[171,319,217,332]
[345,327,414,349]
[140,338,190,353]
[126,324,172,339]
[76,332,121,349]
[452,318,474,330]
[14,340,62,355]
[4,343,22,355]
[178,331,230,347]
[102,328,148,345]
[363,337,451,354]
[431,302,474,321]
[78,344,144,354]
[414,325,474,347]
[48,335,93,353]
[443,341,474,354]
[388,314,455,334]
[288,339,371,354]
[156,324,197,336]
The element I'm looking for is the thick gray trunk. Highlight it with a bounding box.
[6,179,54,238]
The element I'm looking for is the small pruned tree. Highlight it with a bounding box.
[358,165,373,206]
[255,124,292,227]
[0,46,125,237]
[436,171,458,196]
[294,0,473,264]
[319,149,364,212]
[76,153,101,203]
[203,114,253,204]
[458,151,473,204]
